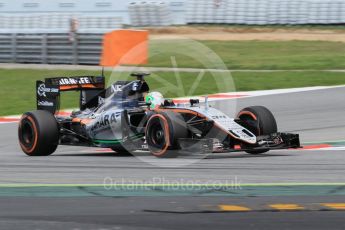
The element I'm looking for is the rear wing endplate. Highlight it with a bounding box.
[36,76,105,114]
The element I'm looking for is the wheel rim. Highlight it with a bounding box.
[22,122,34,145]
[148,117,166,149]
[146,114,171,156]
[19,117,37,153]
[21,120,34,147]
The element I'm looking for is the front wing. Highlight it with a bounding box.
[178,132,301,154]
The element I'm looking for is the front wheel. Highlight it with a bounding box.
[237,106,277,154]
[145,112,187,158]
[18,110,59,156]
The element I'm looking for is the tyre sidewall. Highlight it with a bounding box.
[145,111,187,158]
[18,110,59,156]
[237,106,277,154]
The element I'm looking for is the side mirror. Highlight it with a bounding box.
[190,99,200,107]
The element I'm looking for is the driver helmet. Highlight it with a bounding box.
[145,92,164,109]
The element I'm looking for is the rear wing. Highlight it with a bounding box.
[36,76,105,114]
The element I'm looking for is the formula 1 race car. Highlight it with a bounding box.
[18,73,300,158]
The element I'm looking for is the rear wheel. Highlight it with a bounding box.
[145,112,187,158]
[237,106,277,154]
[18,110,59,156]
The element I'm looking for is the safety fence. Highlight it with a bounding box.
[0,33,103,65]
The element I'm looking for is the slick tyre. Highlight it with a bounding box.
[18,110,59,156]
[237,106,277,154]
[145,112,187,158]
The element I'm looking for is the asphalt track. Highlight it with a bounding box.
[0,86,345,229]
